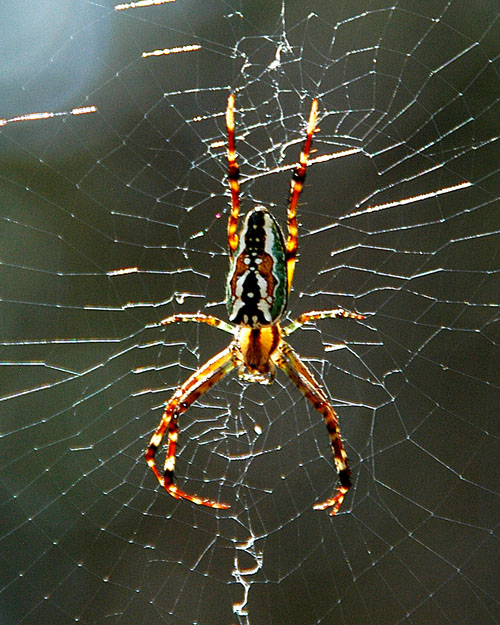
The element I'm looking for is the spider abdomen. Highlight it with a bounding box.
[226,206,288,328]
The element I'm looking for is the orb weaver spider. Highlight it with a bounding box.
[146,94,364,516]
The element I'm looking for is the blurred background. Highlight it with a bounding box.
[1,1,499,624]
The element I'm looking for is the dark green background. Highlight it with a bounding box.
[1,1,499,624]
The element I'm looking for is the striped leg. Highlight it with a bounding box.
[275,341,351,516]
[226,93,241,256]
[286,99,318,288]
[283,309,365,337]
[146,345,237,508]
[161,312,235,335]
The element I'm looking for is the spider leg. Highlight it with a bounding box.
[146,344,237,509]
[161,312,235,335]
[274,341,351,516]
[286,98,318,289]
[283,309,365,337]
[226,93,241,256]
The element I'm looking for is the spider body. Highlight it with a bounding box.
[226,206,288,328]
[146,94,364,515]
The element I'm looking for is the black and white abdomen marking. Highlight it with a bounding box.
[226,206,288,328]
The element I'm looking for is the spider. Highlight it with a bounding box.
[146,94,364,516]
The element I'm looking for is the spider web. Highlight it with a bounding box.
[1,1,499,624]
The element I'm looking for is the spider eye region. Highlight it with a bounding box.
[226,206,288,328]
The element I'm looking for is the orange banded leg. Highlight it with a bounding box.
[161,312,235,335]
[275,341,351,516]
[226,93,241,256]
[146,345,236,508]
[283,309,365,337]
[286,98,318,288]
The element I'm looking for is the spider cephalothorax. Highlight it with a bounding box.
[146,94,364,516]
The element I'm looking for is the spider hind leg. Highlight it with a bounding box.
[274,341,352,516]
[312,469,351,516]
[146,345,236,509]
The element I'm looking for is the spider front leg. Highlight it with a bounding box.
[146,345,237,509]
[275,341,351,516]
[286,98,318,288]
[226,93,241,256]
